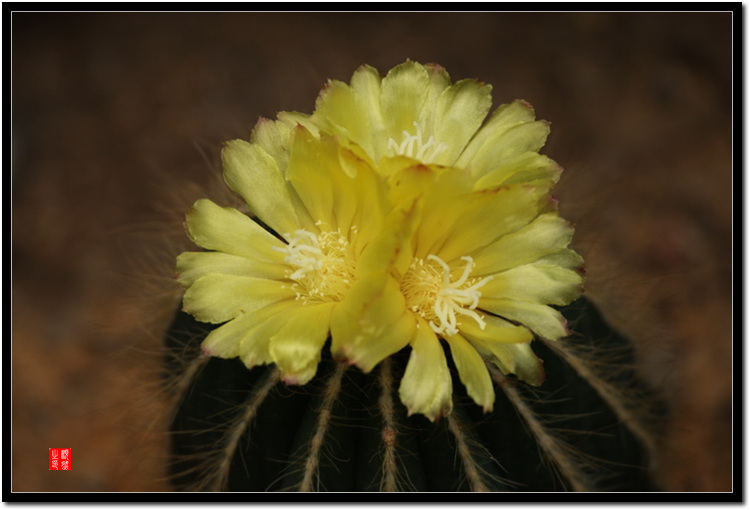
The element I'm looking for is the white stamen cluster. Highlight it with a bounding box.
[401,254,493,336]
[274,228,356,303]
[387,122,448,163]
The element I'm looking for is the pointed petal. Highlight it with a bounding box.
[471,212,576,275]
[479,298,570,341]
[222,139,301,236]
[176,251,287,288]
[182,274,295,324]
[268,302,335,385]
[399,320,453,422]
[446,333,494,412]
[184,198,285,259]
[480,264,584,306]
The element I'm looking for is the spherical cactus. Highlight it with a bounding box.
[164,61,663,492]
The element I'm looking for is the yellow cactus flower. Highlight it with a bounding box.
[177,124,416,385]
[385,161,583,420]
[305,60,563,190]
[175,60,583,421]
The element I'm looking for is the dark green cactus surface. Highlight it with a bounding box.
[165,297,663,492]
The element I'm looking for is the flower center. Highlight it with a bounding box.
[275,228,357,303]
[386,122,448,163]
[401,254,493,336]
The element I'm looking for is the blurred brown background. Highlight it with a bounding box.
[11,12,733,492]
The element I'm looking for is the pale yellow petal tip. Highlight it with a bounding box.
[281,373,308,386]
[276,357,320,386]
[518,354,547,387]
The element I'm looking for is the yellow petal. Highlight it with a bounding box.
[474,152,562,190]
[349,310,415,373]
[385,160,443,209]
[472,338,544,386]
[331,274,413,371]
[200,311,255,359]
[381,60,430,144]
[201,300,295,361]
[471,212,576,276]
[457,316,543,384]
[399,319,453,422]
[432,78,493,165]
[222,139,302,236]
[286,126,336,229]
[330,139,386,236]
[356,203,419,278]
[415,63,451,138]
[277,110,320,137]
[347,64,388,161]
[445,333,494,412]
[456,99,537,170]
[311,78,378,160]
[250,117,293,173]
[268,302,335,385]
[176,251,287,288]
[464,120,551,181]
[238,300,300,369]
[182,274,295,324]
[184,198,285,259]
[480,264,584,306]
[535,248,585,269]
[478,298,570,341]
[392,166,473,260]
[434,185,548,263]
[459,313,534,345]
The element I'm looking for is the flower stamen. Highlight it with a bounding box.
[401,254,493,337]
[274,229,356,303]
[387,122,448,163]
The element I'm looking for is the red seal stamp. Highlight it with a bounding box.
[49,448,71,470]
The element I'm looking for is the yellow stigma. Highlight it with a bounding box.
[401,254,493,336]
[275,228,356,303]
[387,122,448,163]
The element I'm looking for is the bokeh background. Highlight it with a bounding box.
[11,11,733,492]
